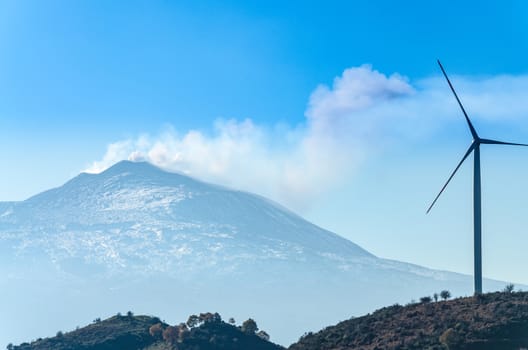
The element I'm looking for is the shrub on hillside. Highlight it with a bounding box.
[149,323,164,339]
[177,323,189,341]
[199,312,222,324]
[257,330,270,341]
[162,326,179,344]
[241,318,258,335]
[440,290,451,300]
[503,283,515,293]
[420,296,432,303]
[187,314,200,328]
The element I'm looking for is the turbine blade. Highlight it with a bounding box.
[480,138,528,147]
[427,143,475,214]
[437,60,479,139]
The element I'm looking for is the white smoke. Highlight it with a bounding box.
[86,65,528,212]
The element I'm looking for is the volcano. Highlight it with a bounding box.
[0,161,511,346]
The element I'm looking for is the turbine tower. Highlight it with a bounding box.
[427,60,528,295]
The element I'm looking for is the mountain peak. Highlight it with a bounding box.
[1,157,515,347]
[8,156,374,267]
[91,160,179,180]
[77,160,208,190]
[100,160,162,174]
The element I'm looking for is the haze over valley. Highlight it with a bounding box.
[0,161,515,346]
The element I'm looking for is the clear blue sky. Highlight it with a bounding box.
[3,0,528,284]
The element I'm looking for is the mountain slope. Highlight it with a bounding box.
[1,161,372,276]
[0,161,514,347]
[289,291,528,350]
[10,313,283,350]
[12,292,528,350]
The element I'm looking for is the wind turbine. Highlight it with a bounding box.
[427,60,528,295]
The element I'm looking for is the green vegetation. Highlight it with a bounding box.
[440,290,451,301]
[503,283,515,293]
[9,313,282,350]
[10,315,161,350]
[420,296,432,303]
[241,318,258,334]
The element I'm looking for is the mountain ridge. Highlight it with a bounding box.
[290,290,528,350]
[10,291,528,350]
[8,313,284,350]
[0,160,519,347]
[1,160,374,272]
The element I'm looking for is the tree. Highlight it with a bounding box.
[503,283,515,293]
[256,330,270,341]
[127,311,134,317]
[6,344,14,350]
[149,323,164,339]
[162,326,179,344]
[177,323,189,341]
[199,312,213,323]
[440,290,451,300]
[199,312,222,324]
[433,293,439,302]
[211,312,222,323]
[241,318,258,334]
[228,317,236,325]
[420,296,432,303]
[187,314,200,328]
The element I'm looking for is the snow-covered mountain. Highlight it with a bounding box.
[0,161,511,346]
[1,161,372,276]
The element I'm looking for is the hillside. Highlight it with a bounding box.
[0,160,516,346]
[9,313,284,350]
[289,291,528,350]
[10,291,528,350]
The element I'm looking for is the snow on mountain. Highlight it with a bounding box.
[0,161,513,346]
[1,161,374,276]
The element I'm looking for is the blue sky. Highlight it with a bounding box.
[3,0,528,285]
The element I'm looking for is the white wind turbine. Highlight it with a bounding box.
[427,60,528,294]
